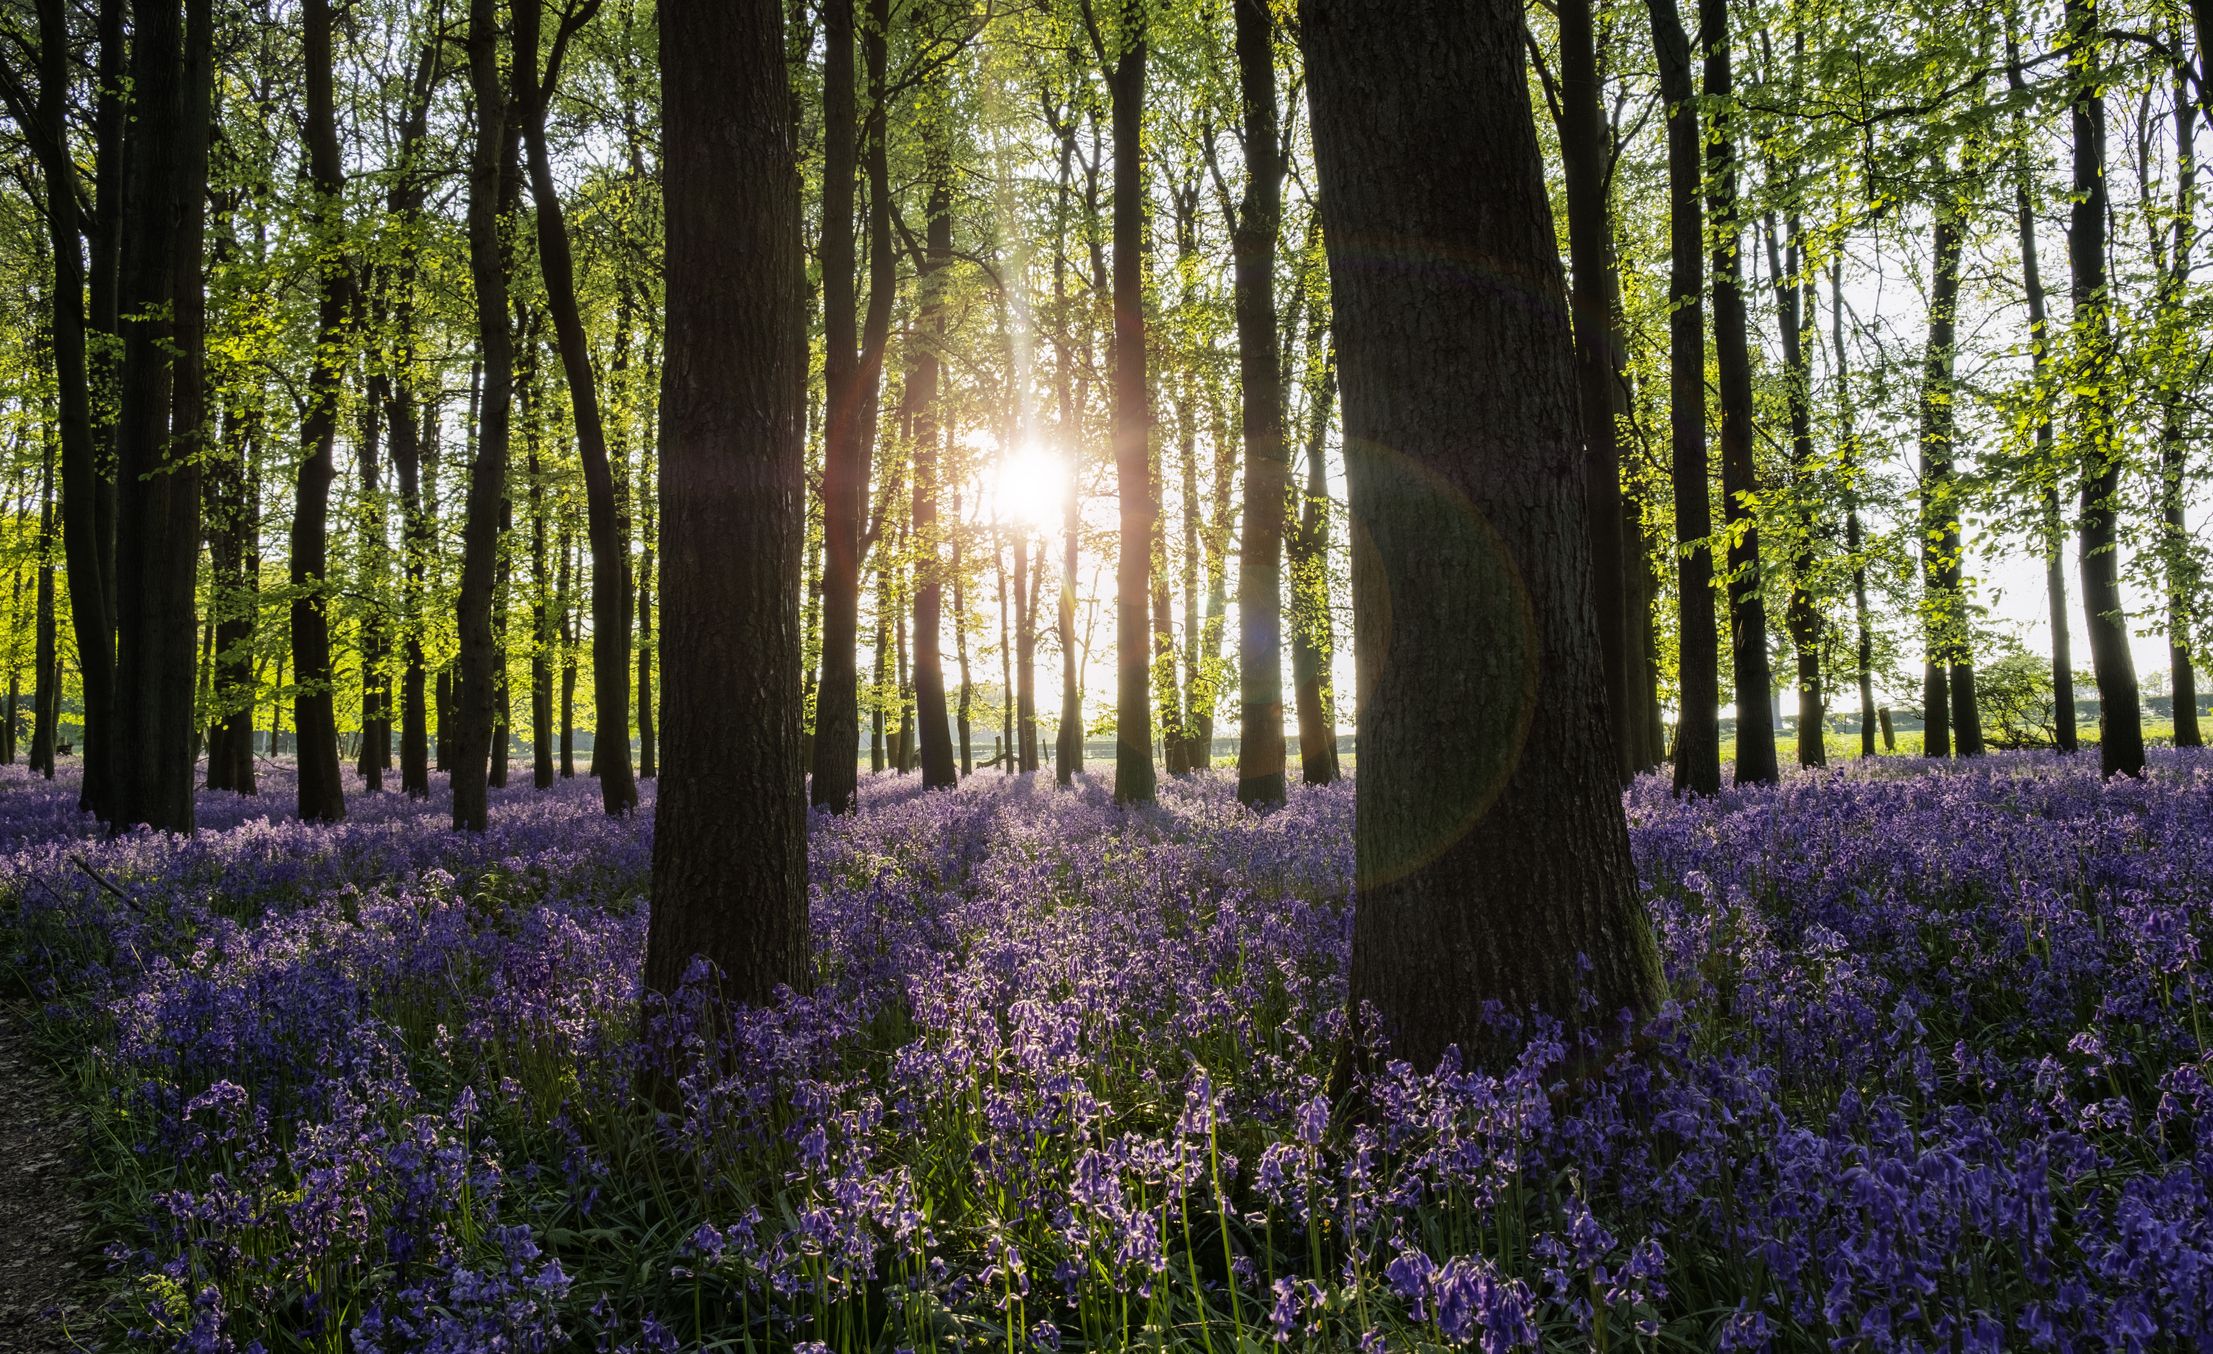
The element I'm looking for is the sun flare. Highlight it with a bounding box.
[992,444,1068,531]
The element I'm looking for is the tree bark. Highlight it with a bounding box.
[1918,208,1981,757]
[1230,0,1287,806]
[2157,58,2201,746]
[1700,0,1777,786]
[1109,12,1155,804]
[1303,0,1664,1070]
[644,0,811,1005]
[1557,0,1636,783]
[1288,323,1339,785]
[454,0,517,830]
[111,0,203,831]
[911,143,959,790]
[291,0,354,824]
[515,0,637,814]
[6,0,118,816]
[812,0,866,810]
[1766,211,1825,767]
[1648,0,1720,795]
[2065,0,2144,777]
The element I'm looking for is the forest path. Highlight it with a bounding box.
[0,1005,101,1352]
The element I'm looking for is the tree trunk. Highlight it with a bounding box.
[1647,0,1720,795]
[911,143,959,791]
[529,425,557,789]
[111,0,205,831]
[1557,0,1637,783]
[560,526,578,777]
[1699,0,1776,786]
[291,0,353,824]
[1918,208,1981,757]
[1289,325,1339,786]
[1227,0,1287,806]
[355,399,389,790]
[31,430,56,779]
[1305,0,1663,1070]
[2157,57,2201,746]
[1,0,111,811]
[1766,211,1826,767]
[2065,0,2144,777]
[454,0,517,830]
[644,0,811,1006]
[515,0,636,814]
[811,0,866,810]
[1109,21,1155,804]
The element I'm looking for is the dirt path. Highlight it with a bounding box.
[0,1005,100,1352]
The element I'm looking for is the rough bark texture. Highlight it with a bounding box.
[454,0,515,831]
[1230,0,1287,808]
[1648,0,1720,795]
[291,0,352,825]
[1557,0,1635,784]
[2065,0,2145,778]
[112,0,200,832]
[1302,0,1664,1071]
[1109,20,1155,805]
[644,0,811,1006]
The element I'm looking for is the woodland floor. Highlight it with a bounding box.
[0,1003,101,1352]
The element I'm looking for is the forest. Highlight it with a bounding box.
[0,0,2210,1347]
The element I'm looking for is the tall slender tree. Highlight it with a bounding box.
[1230,0,1287,808]
[515,0,638,814]
[1647,0,1720,794]
[2064,0,2145,778]
[291,0,353,824]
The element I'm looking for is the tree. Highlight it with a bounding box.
[1102,0,1155,805]
[1701,0,1776,787]
[1229,0,1286,808]
[2064,0,2144,778]
[643,0,811,1004]
[1302,0,1664,1069]
[516,0,638,816]
[291,0,354,824]
[454,0,518,832]
[1647,0,1720,795]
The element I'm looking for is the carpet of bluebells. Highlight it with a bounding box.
[2,752,2211,1352]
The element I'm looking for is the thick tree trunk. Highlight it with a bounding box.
[1109,24,1155,804]
[516,0,636,814]
[454,0,516,830]
[1648,0,1720,794]
[1557,0,1636,783]
[644,0,811,1005]
[1700,0,1777,786]
[1230,0,1287,806]
[1303,0,1664,1070]
[112,0,204,831]
[291,0,353,824]
[2065,0,2144,777]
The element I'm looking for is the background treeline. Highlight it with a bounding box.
[0,0,2204,832]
